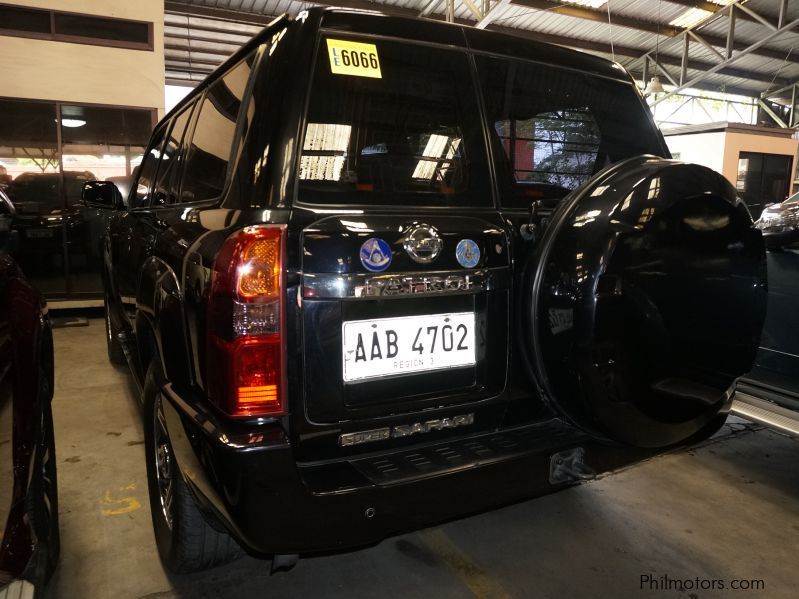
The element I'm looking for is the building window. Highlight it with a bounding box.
[0,3,153,51]
[736,151,793,218]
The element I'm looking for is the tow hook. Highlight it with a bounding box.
[549,447,595,484]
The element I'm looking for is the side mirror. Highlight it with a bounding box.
[81,180,124,210]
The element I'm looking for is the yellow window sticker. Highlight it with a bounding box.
[326,39,382,79]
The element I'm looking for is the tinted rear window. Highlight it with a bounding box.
[477,56,665,207]
[298,37,491,207]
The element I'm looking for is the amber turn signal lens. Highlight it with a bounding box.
[238,236,280,298]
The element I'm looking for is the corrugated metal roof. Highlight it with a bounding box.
[164,0,799,99]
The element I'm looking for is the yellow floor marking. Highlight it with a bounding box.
[100,485,142,516]
[421,528,513,599]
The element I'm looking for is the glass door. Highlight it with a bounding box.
[736,151,793,219]
[59,104,150,297]
[0,98,67,296]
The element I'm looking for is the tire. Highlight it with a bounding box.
[104,294,126,365]
[143,360,243,573]
[24,377,60,585]
[523,156,767,448]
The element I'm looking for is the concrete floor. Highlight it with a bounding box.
[44,318,799,599]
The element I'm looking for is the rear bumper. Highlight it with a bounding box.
[160,383,656,556]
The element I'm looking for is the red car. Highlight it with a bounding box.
[0,190,59,596]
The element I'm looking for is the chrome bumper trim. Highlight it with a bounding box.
[301,267,509,299]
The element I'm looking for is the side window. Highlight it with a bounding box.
[133,126,167,208]
[179,50,258,203]
[151,101,195,206]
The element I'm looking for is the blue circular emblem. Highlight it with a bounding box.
[360,237,392,272]
[455,239,480,269]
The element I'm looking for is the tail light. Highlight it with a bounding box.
[207,225,286,418]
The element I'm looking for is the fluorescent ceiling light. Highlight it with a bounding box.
[412,136,461,180]
[707,0,735,5]
[561,0,607,8]
[299,155,345,181]
[669,8,713,29]
[56,118,86,128]
[303,123,351,152]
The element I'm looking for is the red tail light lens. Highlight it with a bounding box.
[207,226,286,418]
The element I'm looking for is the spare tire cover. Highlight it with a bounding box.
[523,155,767,448]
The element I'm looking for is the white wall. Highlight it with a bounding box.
[664,132,725,175]
[0,0,165,115]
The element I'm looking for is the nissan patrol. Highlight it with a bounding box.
[84,8,767,573]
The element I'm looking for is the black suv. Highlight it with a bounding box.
[85,9,767,574]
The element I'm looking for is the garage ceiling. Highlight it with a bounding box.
[164,0,799,102]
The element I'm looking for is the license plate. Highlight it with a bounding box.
[342,312,476,382]
[26,229,53,239]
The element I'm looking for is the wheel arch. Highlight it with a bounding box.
[136,256,193,390]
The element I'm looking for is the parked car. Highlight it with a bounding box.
[85,8,767,574]
[0,192,15,255]
[735,201,799,434]
[4,171,95,272]
[754,190,799,250]
[0,191,14,233]
[0,200,59,595]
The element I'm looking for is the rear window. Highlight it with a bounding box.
[477,56,665,208]
[298,37,491,207]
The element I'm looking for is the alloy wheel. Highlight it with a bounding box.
[153,397,175,529]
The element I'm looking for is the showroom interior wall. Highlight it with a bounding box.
[0,0,165,303]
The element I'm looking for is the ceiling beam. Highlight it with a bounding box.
[651,13,799,105]
[634,0,777,23]
[665,0,742,10]
[164,1,277,26]
[165,0,787,98]
[475,0,512,29]
[164,21,261,37]
[511,0,679,36]
[163,31,251,46]
[165,55,222,67]
[512,0,770,34]
[302,0,799,65]
[165,43,238,58]
[419,0,443,17]
[508,0,799,64]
